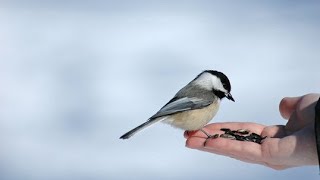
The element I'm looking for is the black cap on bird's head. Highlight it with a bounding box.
[194,70,234,102]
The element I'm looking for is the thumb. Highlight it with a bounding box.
[279,96,302,120]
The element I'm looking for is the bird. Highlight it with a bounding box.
[120,70,234,139]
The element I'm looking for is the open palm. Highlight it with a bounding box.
[185,94,319,170]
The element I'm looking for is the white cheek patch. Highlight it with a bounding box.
[214,79,227,93]
[193,72,213,90]
[193,72,227,93]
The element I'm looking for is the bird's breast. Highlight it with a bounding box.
[164,100,220,130]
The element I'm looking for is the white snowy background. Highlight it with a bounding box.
[0,0,320,179]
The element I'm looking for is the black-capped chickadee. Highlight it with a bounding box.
[120,70,234,139]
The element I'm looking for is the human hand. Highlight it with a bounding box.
[185,93,320,170]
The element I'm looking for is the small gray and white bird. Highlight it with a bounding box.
[120,70,234,139]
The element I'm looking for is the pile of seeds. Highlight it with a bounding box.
[212,128,266,144]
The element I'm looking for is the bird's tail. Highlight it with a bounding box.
[119,118,163,139]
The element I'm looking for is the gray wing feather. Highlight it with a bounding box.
[150,97,212,119]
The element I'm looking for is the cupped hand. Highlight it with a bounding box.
[185,93,320,170]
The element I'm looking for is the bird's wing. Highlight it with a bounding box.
[150,97,212,119]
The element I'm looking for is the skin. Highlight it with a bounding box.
[185,93,320,170]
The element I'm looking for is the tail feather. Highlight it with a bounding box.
[119,118,163,139]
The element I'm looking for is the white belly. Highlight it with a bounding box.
[163,101,220,130]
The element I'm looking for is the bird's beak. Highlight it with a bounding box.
[225,93,235,102]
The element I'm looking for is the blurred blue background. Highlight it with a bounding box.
[0,0,320,179]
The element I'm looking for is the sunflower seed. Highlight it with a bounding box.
[236,129,250,135]
[211,134,219,139]
[220,134,236,140]
[251,133,261,138]
[218,128,267,144]
[235,135,246,141]
[220,128,231,132]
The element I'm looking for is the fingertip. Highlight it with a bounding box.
[279,97,290,119]
[184,130,198,139]
[185,137,206,149]
[279,96,301,120]
[183,131,189,138]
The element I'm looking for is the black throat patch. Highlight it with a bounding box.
[212,89,226,99]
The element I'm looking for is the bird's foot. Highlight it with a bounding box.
[200,129,219,146]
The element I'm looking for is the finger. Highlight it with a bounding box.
[279,96,302,120]
[205,137,262,158]
[184,130,197,139]
[186,136,294,169]
[186,135,264,164]
[184,131,189,138]
[185,137,245,161]
[285,94,319,132]
[185,136,207,149]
